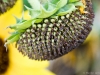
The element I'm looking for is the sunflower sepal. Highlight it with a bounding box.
[7,19,34,30]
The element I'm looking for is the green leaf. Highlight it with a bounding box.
[9,19,34,30]
[56,0,68,8]
[25,5,41,19]
[56,1,84,16]
[5,32,19,41]
[37,3,58,18]
[27,0,41,10]
[68,0,79,3]
[5,30,25,42]
[13,15,23,23]
[34,18,43,23]
[73,1,84,6]
[23,0,32,11]
[50,0,68,8]
[37,0,68,18]
[57,4,76,16]
[5,33,21,45]
[50,0,59,4]
[26,0,68,18]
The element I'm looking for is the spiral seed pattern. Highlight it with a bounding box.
[17,0,94,60]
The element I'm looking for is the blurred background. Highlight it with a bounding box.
[0,0,100,75]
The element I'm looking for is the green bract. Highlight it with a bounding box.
[27,0,83,18]
[5,0,83,45]
[68,0,79,3]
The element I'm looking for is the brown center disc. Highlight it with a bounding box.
[17,0,94,60]
[0,0,17,14]
[0,38,9,74]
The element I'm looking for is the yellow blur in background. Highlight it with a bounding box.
[0,0,55,75]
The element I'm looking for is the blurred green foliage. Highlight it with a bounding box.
[23,0,32,11]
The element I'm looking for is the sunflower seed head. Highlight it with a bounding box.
[0,38,9,74]
[16,0,94,60]
[0,0,17,14]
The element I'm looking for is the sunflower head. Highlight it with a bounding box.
[0,0,17,14]
[0,38,9,74]
[5,0,94,60]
